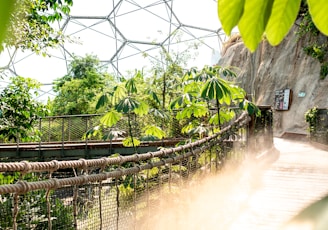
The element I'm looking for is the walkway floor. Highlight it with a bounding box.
[229,138,328,229]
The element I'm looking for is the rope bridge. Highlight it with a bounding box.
[0,113,251,230]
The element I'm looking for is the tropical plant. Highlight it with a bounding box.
[50,54,107,115]
[94,70,166,152]
[170,65,257,138]
[0,76,48,142]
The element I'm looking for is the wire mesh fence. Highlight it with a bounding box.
[0,112,250,230]
[0,108,243,145]
[0,109,247,161]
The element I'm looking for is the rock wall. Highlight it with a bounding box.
[218,27,328,137]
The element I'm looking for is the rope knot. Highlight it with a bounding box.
[79,158,88,171]
[118,155,125,165]
[51,178,60,190]
[133,153,140,162]
[50,160,60,172]
[21,161,32,174]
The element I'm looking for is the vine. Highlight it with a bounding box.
[296,1,328,79]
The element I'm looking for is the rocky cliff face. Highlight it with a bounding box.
[219,27,328,137]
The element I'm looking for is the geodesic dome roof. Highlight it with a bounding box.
[0,0,226,102]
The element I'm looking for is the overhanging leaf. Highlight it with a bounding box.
[238,0,274,51]
[266,0,301,46]
[218,0,245,36]
[0,1,15,48]
[308,0,328,36]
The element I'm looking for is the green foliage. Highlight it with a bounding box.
[143,125,166,139]
[0,173,73,229]
[200,77,233,105]
[115,98,140,113]
[217,0,328,51]
[134,101,149,116]
[303,44,326,63]
[2,0,73,56]
[122,137,141,147]
[238,0,274,51]
[239,99,261,116]
[100,110,122,127]
[93,64,255,147]
[218,0,245,36]
[51,55,106,115]
[265,0,301,46]
[305,107,318,133]
[0,76,48,142]
[297,3,328,79]
[176,102,208,119]
[0,1,15,47]
[209,109,236,125]
[307,0,328,35]
[297,4,319,38]
[320,62,328,79]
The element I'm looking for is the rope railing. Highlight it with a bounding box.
[0,112,251,230]
[0,112,249,174]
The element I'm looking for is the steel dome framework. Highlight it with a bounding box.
[0,0,226,100]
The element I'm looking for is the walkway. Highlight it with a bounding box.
[230,138,328,229]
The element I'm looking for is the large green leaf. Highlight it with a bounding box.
[218,0,245,35]
[169,93,193,109]
[181,123,195,134]
[146,89,160,105]
[134,101,149,116]
[100,110,122,127]
[229,85,246,100]
[239,99,261,116]
[0,1,15,49]
[266,0,301,46]
[201,78,231,101]
[143,125,166,139]
[115,97,140,113]
[308,0,328,36]
[112,85,127,104]
[96,93,109,110]
[238,0,274,51]
[176,103,208,119]
[125,78,138,94]
[183,81,201,94]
